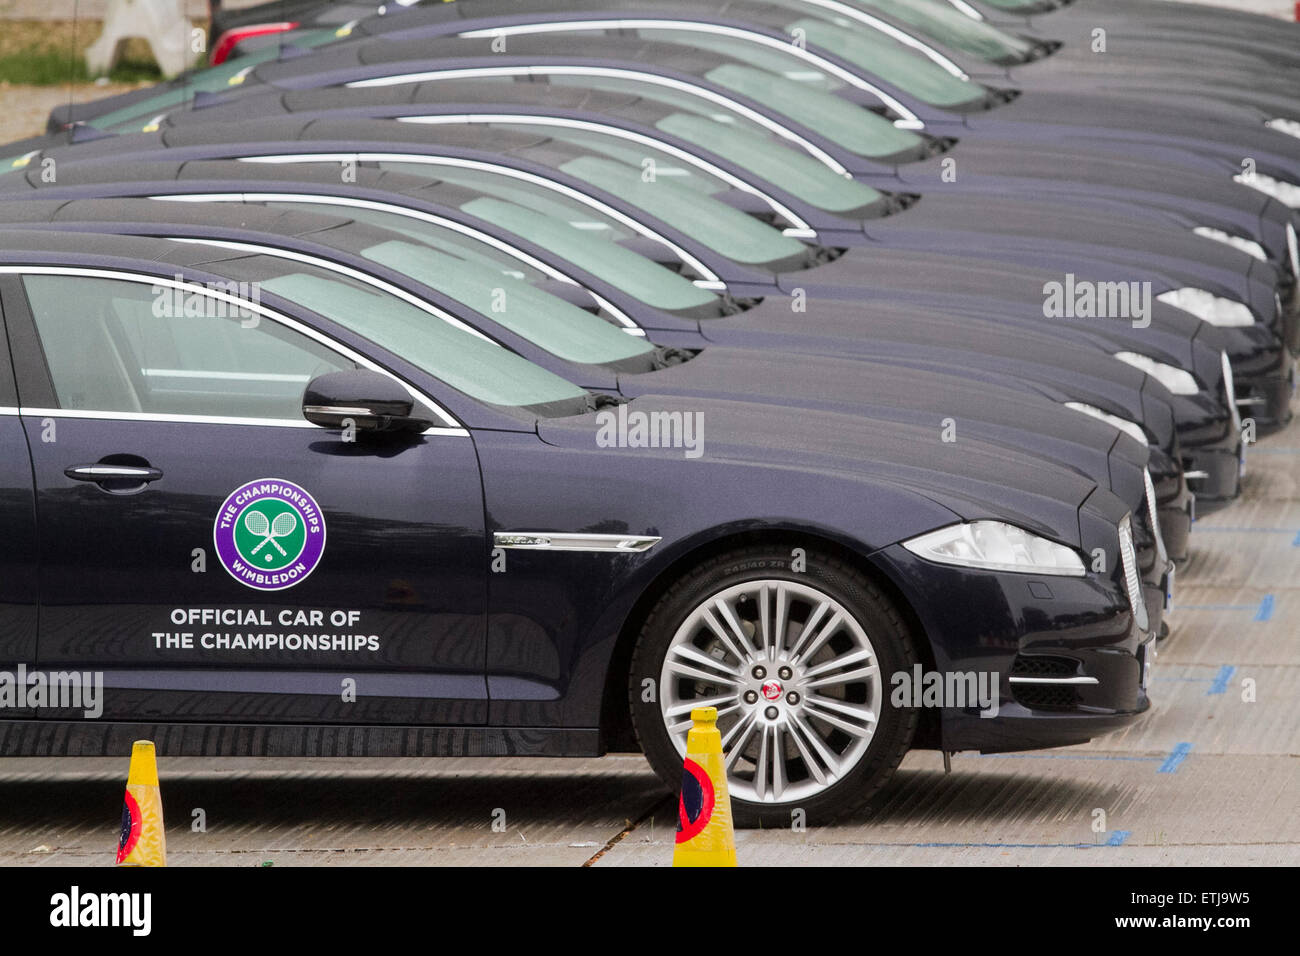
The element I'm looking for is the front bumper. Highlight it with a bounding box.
[876,543,1151,755]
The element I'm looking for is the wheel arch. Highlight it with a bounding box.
[597,525,941,753]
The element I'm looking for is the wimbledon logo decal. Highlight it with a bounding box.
[214,479,326,591]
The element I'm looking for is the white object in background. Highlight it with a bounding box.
[84,0,193,78]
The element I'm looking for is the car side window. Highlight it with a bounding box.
[21,274,356,421]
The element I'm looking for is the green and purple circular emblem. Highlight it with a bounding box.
[214,478,326,590]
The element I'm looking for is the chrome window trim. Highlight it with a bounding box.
[240,150,724,283]
[945,0,985,21]
[15,406,469,435]
[150,191,643,332]
[344,66,855,172]
[457,19,927,127]
[397,112,814,235]
[776,0,969,77]
[165,236,498,342]
[493,531,661,552]
[0,265,466,433]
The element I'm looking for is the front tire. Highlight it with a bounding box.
[628,545,918,828]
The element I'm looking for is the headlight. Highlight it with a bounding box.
[1156,288,1256,328]
[1288,223,1300,278]
[1233,171,1300,208]
[1113,352,1201,395]
[902,521,1086,576]
[1062,402,1149,445]
[1191,226,1267,262]
[1266,118,1300,139]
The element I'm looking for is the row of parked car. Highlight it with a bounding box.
[0,0,1294,826]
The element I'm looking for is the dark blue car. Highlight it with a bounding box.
[0,227,1155,826]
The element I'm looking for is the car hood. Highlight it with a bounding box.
[633,345,1136,474]
[536,394,1099,545]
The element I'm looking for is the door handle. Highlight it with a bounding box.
[65,464,164,484]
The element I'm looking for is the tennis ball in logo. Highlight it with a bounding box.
[233,498,308,570]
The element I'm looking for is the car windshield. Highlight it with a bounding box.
[372,160,723,307]
[559,155,810,266]
[460,197,722,312]
[703,64,928,157]
[377,160,638,239]
[260,199,552,282]
[493,116,881,216]
[541,69,918,166]
[359,239,656,365]
[262,192,718,313]
[252,265,590,410]
[631,23,987,110]
[492,121,731,200]
[653,112,884,214]
[87,28,340,133]
[833,0,1038,64]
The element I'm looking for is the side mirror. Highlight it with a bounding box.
[302,369,431,433]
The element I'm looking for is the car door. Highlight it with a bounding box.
[0,292,39,719]
[0,268,487,726]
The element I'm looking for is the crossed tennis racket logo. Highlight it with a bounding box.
[243,508,299,557]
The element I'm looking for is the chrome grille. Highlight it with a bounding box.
[1118,514,1149,633]
[1143,468,1168,566]
[1222,350,1242,433]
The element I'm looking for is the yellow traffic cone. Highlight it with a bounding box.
[672,706,738,867]
[116,740,166,867]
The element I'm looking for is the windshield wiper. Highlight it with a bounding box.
[650,345,701,370]
[802,244,846,269]
[879,191,922,217]
[589,392,624,412]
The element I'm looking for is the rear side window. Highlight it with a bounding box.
[21,274,354,420]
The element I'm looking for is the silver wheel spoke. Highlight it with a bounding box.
[771,585,790,659]
[768,725,787,800]
[785,599,830,660]
[666,700,740,736]
[784,716,829,787]
[805,664,879,691]
[805,693,877,726]
[790,608,844,664]
[664,658,741,688]
[664,695,736,719]
[667,642,741,680]
[701,603,753,664]
[803,647,875,680]
[804,698,877,739]
[723,710,760,771]
[789,712,842,782]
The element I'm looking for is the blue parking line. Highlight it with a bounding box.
[1193,527,1295,533]
[974,753,1161,762]
[1178,596,1275,620]
[895,840,1129,849]
[1207,666,1236,695]
[1158,742,1193,774]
